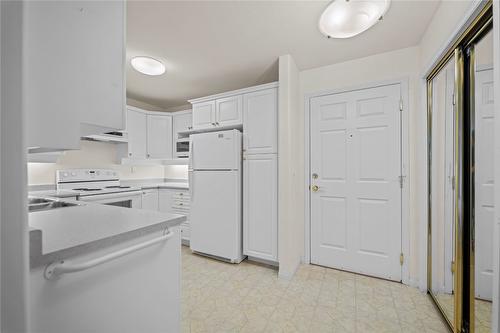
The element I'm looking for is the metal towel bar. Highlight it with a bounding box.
[44,229,173,280]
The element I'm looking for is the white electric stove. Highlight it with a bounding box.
[56,169,142,208]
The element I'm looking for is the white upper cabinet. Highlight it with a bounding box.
[192,101,215,130]
[189,82,277,132]
[147,114,173,159]
[25,1,125,152]
[243,88,278,155]
[215,95,242,127]
[125,107,173,160]
[127,109,148,159]
[173,111,193,135]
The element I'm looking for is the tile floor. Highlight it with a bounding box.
[181,246,449,332]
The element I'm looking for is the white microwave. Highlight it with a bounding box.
[175,138,189,158]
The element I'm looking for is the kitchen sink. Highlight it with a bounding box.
[28,197,81,212]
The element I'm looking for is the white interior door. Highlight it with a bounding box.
[475,67,494,301]
[310,83,402,281]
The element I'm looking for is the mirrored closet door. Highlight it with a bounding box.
[428,53,458,330]
[470,26,494,333]
[427,2,493,332]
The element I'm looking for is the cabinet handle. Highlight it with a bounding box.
[211,122,216,126]
[179,193,183,196]
[216,122,220,126]
[147,154,150,158]
[128,153,132,157]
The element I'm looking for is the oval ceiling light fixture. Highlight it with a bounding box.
[318,0,391,39]
[131,56,166,76]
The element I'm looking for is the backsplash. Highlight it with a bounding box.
[27,140,187,185]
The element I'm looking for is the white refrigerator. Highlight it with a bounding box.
[189,129,244,263]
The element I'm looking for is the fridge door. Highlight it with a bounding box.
[191,130,241,170]
[190,170,243,262]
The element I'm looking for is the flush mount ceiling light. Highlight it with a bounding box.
[318,0,391,39]
[131,56,166,76]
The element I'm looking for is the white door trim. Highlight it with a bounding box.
[303,78,411,286]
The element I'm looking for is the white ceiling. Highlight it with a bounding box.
[126,0,440,109]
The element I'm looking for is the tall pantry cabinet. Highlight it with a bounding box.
[242,86,278,263]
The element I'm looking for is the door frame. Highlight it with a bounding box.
[303,78,411,286]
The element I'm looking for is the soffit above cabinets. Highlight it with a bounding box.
[126,1,440,109]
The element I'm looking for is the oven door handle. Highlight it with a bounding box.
[44,229,174,280]
[79,190,143,202]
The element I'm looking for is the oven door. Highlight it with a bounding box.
[79,191,143,209]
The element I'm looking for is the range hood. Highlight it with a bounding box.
[82,131,128,143]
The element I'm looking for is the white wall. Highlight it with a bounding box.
[1,1,30,331]
[419,0,476,73]
[28,141,165,185]
[126,97,167,112]
[299,46,421,284]
[278,55,303,279]
[164,165,188,180]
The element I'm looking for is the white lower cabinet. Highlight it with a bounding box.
[243,154,278,262]
[30,227,181,333]
[159,188,190,242]
[141,189,159,211]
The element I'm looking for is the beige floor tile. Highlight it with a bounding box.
[181,245,450,333]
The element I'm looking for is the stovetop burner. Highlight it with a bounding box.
[72,188,102,192]
[105,186,131,189]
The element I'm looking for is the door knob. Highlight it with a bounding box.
[311,185,319,192]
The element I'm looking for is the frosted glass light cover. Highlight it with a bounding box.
[131,56,166,76]
[318,0,391,39]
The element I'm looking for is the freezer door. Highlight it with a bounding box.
[191,130,241,170]
[190,170,242,262]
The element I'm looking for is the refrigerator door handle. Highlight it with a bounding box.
[189,170,194,201]
[188,138,194,171]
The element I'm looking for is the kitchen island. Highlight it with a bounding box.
[29,200,185,333]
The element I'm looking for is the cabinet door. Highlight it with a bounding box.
[141,189,159,211]
[216,95,242,127]
[243,154,278,261]
[159,189,176,213]
[127,109,147,159]
[173,112,193,135]
[147,114,173,159]
[25,1,125,152]
[243,88,277,154]
[192,101,215,130]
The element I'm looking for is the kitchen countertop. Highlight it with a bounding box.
[139,182,189,190]
[29,189,80,198]
[29,200,186,268]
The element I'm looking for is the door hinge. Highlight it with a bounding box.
[451,175,456,190]
[399,99,403,112]
[400,253,404,265]
[398,175,404,188]
[451,261,455,274]
[452,93,456,106]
